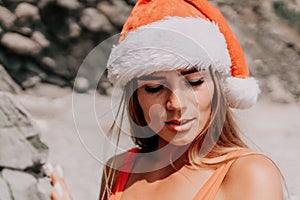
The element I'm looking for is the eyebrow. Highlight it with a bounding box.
[138,68,201,80]
[180,67,199,75]
[138,75,165,80]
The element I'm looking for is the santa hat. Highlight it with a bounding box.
[106,0,260,109]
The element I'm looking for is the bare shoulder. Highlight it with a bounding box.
[99,151,129,200]
[102,150,130,181]
[105,151,129,170]
[222,153,283,200]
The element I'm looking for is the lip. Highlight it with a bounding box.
[165,118,195,132]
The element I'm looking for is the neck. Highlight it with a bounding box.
[133,138,192,174]
[149,138,190,168]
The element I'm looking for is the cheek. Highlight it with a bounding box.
[137,91,167,131]
[142,104,167,133]
[194,83,214,121]
[142,103,164,122]
[200,80,214,108]
[195,97,211,126]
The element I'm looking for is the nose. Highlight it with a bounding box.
[166,89,186,111]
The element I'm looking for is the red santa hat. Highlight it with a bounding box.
[106,0,260,109]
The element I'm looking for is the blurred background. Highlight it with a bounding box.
[0,0,299,199]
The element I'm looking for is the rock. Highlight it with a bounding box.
[218,4,239,22]
[57,0,81,10]
[27,135,49,164]
[0,92,48,169]
[80,8,116,33]
[267,75,295,104]
[0,128,34,169]
[21,75,43,89]
[42,74,68,87]
[2,169,40,200]
[97,0,132,27]
[15,2,40,26]
[282,0,300,12]
[8,61,46,89]
[3,0,37,4]
[251,59,269,77]
[25,60,46,78]
[240,5,260,23]
[31,31,50,48]
[0,177,12,200]
[0,64,22,93]
[74,76,90,93]
[41,56,57,70]
[0,92,34,135]
[70,39,94,58]
[0,6,16,30]
[0,33,42,56]
[67,55,80,75]
[13,26,33,36]
[36,178,51,200]
[38,0,55,9]
[45,53,74,78]
[69,20,81,38]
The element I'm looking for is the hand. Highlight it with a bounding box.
[44,163,73,200]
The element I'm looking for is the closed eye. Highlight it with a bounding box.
[188,78,204,86]
[144,84,164,93]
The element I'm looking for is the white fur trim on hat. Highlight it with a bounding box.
[107,17,231,87]
[224,77,260,109]
[106,16,260,109]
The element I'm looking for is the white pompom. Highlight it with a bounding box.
[224,77,261,109]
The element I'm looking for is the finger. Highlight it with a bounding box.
[43,163,54,177]
[51,182,64,200]
[51,182,73,200]
[50,165,64,185]
[55,165,64,179]
[44,163,65,186]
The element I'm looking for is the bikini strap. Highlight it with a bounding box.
[112,148,139,196]
[193,148,265,200]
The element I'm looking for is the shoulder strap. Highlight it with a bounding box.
[193,148,263,200]
[111,148,139,197]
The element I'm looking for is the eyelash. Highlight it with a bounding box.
[188,78,204,86]
[144,78,204,93]
[144,85,164,93]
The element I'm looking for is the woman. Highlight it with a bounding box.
[49,0,285,199]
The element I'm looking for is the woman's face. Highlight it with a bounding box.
[136,68,214,146]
